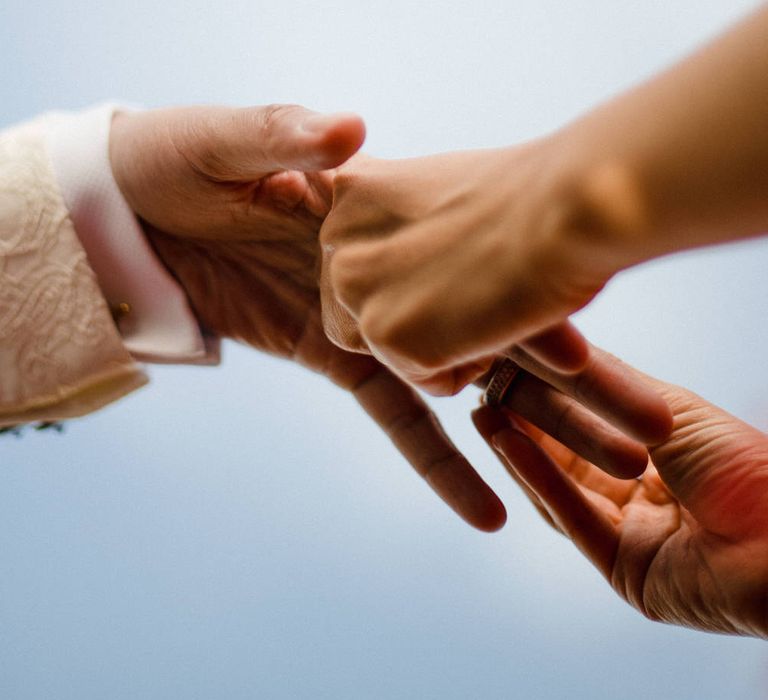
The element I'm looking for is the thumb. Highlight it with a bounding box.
[183,104,366,178]
[648,381,768,538]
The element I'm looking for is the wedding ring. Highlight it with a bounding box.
[482,358,521,407]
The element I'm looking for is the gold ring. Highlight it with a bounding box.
[482,359,521,407]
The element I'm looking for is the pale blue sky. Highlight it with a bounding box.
[1,1,767,698]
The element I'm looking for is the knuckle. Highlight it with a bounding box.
[256,104,301,161]
[169,110,223,179]
[173,108,255,181]
[256,103,301,132]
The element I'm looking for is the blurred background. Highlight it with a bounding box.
[2,1,767,698]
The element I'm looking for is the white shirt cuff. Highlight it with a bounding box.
[44,103,220,366]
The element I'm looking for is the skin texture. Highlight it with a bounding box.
[320,5,768,395]
[473,350,768,639]
[108,104,671,532]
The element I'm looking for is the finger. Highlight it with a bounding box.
[510,413,639,507]
[294,321,506,532]
[182,104,366,179]
[352,364,507,532]
[501,371,650,478]
[472,406,560,532]
[518,320,589,374]
[507,345,673,445]
[490,422,619,579]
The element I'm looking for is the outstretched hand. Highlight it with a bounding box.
[474,350,768,638]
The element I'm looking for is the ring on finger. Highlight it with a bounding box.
[483,358,522,407]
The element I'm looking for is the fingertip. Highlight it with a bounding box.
[459,481,506,532]
[304,112,366,169]
[638,398,674,446]
[425,457,507,533]
[474,496,507,532]
[601,440,649,479]
[620,384,674,446]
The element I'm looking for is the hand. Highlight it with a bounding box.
[473,351,768,638]
[319,143,619,395]
[108,105,670,531]
[109,103,508,531]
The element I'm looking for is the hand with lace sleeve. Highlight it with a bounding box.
[109,104,506,530]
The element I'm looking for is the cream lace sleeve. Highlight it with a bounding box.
[0,117,147,428]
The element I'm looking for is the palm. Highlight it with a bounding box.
[475,381,768,638]
[639,390,768,637]
[640,503,765,635]
[604,462,766,636]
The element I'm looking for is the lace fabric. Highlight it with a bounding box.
[0,117,147,428]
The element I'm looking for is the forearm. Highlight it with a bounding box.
[545,4,768,273]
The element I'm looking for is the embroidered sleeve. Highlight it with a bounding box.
[0,117,147,427]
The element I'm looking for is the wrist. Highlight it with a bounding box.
[537,128,662,281]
